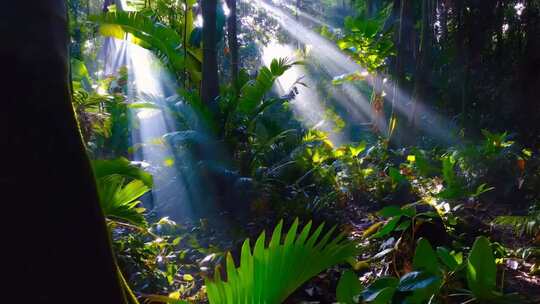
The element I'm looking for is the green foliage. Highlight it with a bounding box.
[93,157,153,186]
[438,153,494,200]
[71,58,91,91]
[336,270,363,304]
[467,236,498,301]
[237,58,299,114]
[370,205,437,239]
[97,175,149,227]
[493,210,540,236]
[92,158,152,227]
[337,16,394,73]
[205,218,358,304]
[436,247,462,272]
[361,277,398,303]
[438,154,468,199]
[413,238,440,275]
[90,11,202,82]
[336,237,515,304]
[481,129,514,155]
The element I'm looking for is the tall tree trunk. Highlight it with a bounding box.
[453,0,469,129]
[519,0,540,144]
[410,0,434,129]
[1,1,127,303]
[467,0,496,129]
[390,0,414,142]
[201,0,220,104]
[226,0,239,92]
[396,0,414,89]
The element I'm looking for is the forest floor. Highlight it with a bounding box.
[143,196,540,303]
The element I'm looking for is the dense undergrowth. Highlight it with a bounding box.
[64,0,540,303]
[76,61,540,303]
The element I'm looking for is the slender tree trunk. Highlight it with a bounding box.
[201,0,220,104]
[2,1,127,303]
[226,0,239,92]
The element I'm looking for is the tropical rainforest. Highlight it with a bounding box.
[3,0,540,303]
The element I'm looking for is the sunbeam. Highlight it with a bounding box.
[253,0,459,144]
[98,38,200,220]
[253,0,378,143]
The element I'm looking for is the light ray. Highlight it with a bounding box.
[254,0,459,144]
[98,38,205,220]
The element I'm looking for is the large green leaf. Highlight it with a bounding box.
[71,58,92,91]
[370,216,401,238]
[413,238,440,275]
[398,271,441,304]
[97,175,149,227]
[398,271,440,292]
[467,236,497,300]
[436,247,461,271]
[337,270,363,304]
[93,157,153,187]
[361,277,398,304]
[205,219,358,304]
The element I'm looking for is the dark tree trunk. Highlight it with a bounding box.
[396,0,414,88]
[390,0,415,143]
[201,0,220,104]
[384,0,401,76]
[519,0,540,144]
[1,1,127,303]
[226,0,239,91]
[453,0,469,128]
[410,0,434,129]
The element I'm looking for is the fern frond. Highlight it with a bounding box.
[493,213,540,236]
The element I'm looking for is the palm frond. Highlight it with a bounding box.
[237,58,299,114]
[97,175,149,227]
[205,218,358,304]
[92,158,152,227]
[90,12,202,82]
[93,157,153,187]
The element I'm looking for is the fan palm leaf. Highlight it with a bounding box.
[205,218,358,304]
[97,175,149,227]
[92,158,152,227]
